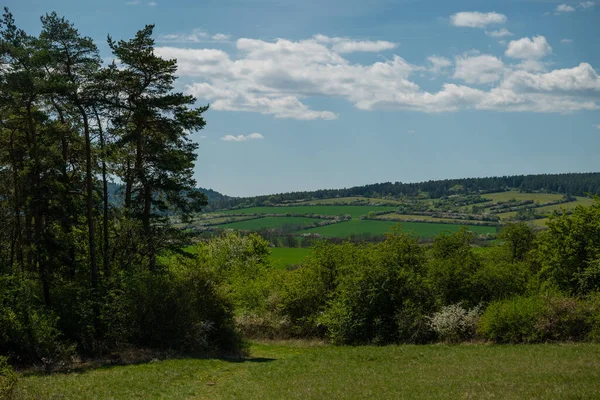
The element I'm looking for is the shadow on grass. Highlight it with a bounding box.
[20,352,276,377]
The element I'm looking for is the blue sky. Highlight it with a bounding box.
[6,0,600,196]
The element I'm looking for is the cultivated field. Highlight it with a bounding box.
[217,217,322,231]
[15,342,600,399]
[304,219,496,238]
[217,205,397,219]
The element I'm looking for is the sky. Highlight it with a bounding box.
[6,0,600,197]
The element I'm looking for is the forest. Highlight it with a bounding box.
[1,7,600,399]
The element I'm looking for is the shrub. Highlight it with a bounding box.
[0,356,17,400]
[478,296,544,343]
[478,293,594,343]
[0,276,73,366]
[427,303,482,343]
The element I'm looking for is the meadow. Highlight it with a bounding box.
[216,216,322,231]
[15,342,600,399]
[303,219,497,238]
[270,247,311,269]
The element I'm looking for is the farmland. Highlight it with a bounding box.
[216,217,322,231]
[304,219,496,238]
[218,205,397,219]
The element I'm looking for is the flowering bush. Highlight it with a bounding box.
[427,303,482,342]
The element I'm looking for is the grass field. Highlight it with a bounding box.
[217,217,322,231]
[270,247,311,269]
[304,220,496,238]
[218,206,397,219]
[375,213,486,224]
[15,342,600,399]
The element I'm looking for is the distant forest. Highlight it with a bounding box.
[210,172,600,209]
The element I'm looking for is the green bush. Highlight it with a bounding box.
[318,232,431,344]
[0,356,17,400]
[478,296,544,343]
[427,303,482,343]
[478,293,595,343]
[0,276,73,366]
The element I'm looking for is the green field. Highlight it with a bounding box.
[218,206,397,219]
[217,217,322,231]
[304,219,496,238]
[15,342,600,399]
[270,247,311,269]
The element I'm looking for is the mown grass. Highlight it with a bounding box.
[217,216,321,231]
[15,342,600,399]
[304,220,496,238]
[218,206,397,219]
[270,247,311,269]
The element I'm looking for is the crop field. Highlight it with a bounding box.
[270,247,311,269]
[16,342,600,399]
[534,197,595,214]
[304,219,496,238]
[375,213,481,224]
[217,217,322,231]
[218,205,397,219]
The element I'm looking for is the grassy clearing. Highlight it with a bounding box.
[217,217,321,231]
[483,191,564,203]
[218,206,397,219]
[304,220,496,238]
[270,247,311,269]
[15,342,600,399]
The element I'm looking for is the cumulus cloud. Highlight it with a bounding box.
[212,33,231,41]
[158,29,209,43]
[555,4,576,13]
[580,1,596,8]
[155,34,599,118]
[485,28,513,38]
[221,133,264,142]
[450,12,507,28]
[426,56,453,75]
[505,36,552,60]
[453,54,505,84]
[313,34,396,53]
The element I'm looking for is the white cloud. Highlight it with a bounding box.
[555,4,576,13]
[485,28,513,38]
[505,36,552,60]
[579,1,595,8]
[502,63,600,93]
[212,33,231,41]
[147,1,157,6]
[125,0,140,4]
[221,133,264,142]
[453,54,505,84]
[426,56,453,75]
[199,135,207,139]
[594,124,600,129]
[407,130,416,134]
[561,38,573,44]
[450,12,507,28]
[313,35,396,53]
[156,34,599,118]
[158,29,209,43]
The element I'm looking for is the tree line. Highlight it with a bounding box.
[213,172,600,209]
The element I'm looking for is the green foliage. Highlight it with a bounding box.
[478,293,597,343]
[535,198,600,294]
[427,229,482,306]
[478,295,545,343]
[499,222,535,262]
[0,276,73,366]
[0,356,17,400]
